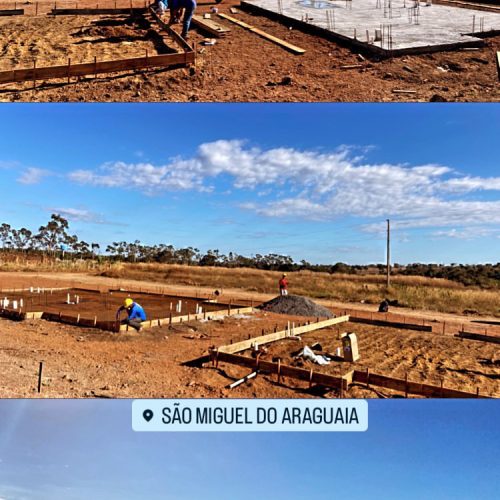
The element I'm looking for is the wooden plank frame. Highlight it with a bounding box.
[148,6,194,53]
[50,7,147,15]
[217,12,305,54]
[119,306,256,332]
[0,9,24,16]
[0,7,195,86]
[0,53,194,85]
[210,350,489,398]
[457,331,500,344]
[0,302,254,332]
[218,315,350,354]
[191,14,231,37]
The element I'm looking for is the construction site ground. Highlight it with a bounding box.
[1,272,498,398]
[3,288,230,322]
[0,2,499,101]
[0,13,172,71]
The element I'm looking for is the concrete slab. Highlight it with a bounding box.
[241,0,500,54]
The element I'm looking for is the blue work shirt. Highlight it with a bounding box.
[169,0,196,9]
[128,303,146,321]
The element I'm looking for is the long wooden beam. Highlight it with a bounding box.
[120,306,256,331]
[0,9,24,16]
[457,331,500,344]
[50,8,146,15]
[217,13,305,54]
[218,315,350,354]
[148,7,193,53]
[0,52,193,85]
[349,316,432,332]
[351,370,484,398]
[212,351,489,398]
[191,14,231,37]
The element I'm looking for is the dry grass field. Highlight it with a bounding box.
[0,259,498,317]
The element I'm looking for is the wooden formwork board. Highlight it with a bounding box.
[0,9,24,16]
[0,287,70,293]
[217,12,305,54]
[148,6,194,53]
[211,350,348,390]
[1,305,254,332]
[218,315,350,354]
[0,52,193,85]
[119,306,256,332]
[211,351,488,398]
[191,14,231,37]
[351,370,485,398]
[349,316,433,332]
[50,7,146,15]
[457,331,500,344]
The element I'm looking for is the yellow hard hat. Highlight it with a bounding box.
[124,298,134,308]
[282,273,287,277]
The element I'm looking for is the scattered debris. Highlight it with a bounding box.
[339,64,364,69]
[295,345,331,365]
[228,371,258,389]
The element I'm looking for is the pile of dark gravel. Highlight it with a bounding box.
[258,295,334,318]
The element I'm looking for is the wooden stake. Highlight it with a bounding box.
[37,361,43,393]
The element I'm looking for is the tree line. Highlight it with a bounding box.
[1,214,498,288]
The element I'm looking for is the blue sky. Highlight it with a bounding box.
[0,399,499,500]
[0,104,499,264]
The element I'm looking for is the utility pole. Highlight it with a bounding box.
[386,219,390,289]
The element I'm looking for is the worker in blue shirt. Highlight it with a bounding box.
[168,0,197,39]
[116,298,146,331]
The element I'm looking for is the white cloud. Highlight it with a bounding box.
[441,176,500,193]
[17,167,51,185]
[45,207,123,226]
[48,207,101,223]
[67,140,500,234]
[432,227,499,240]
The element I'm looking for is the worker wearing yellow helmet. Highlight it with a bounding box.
[116,297,147,331]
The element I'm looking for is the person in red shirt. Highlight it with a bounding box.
[279,273,289,296]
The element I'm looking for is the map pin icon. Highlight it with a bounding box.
[143,409,154,422]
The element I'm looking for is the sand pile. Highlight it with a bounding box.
[258,295,334,318]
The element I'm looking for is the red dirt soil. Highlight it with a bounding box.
[2,288,236,322]
[0,272,498,399]
[0,1,499,101]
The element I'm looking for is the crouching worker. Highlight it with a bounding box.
[168,0,197,39]
[378,298,389,313]
[116,298,146,331]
